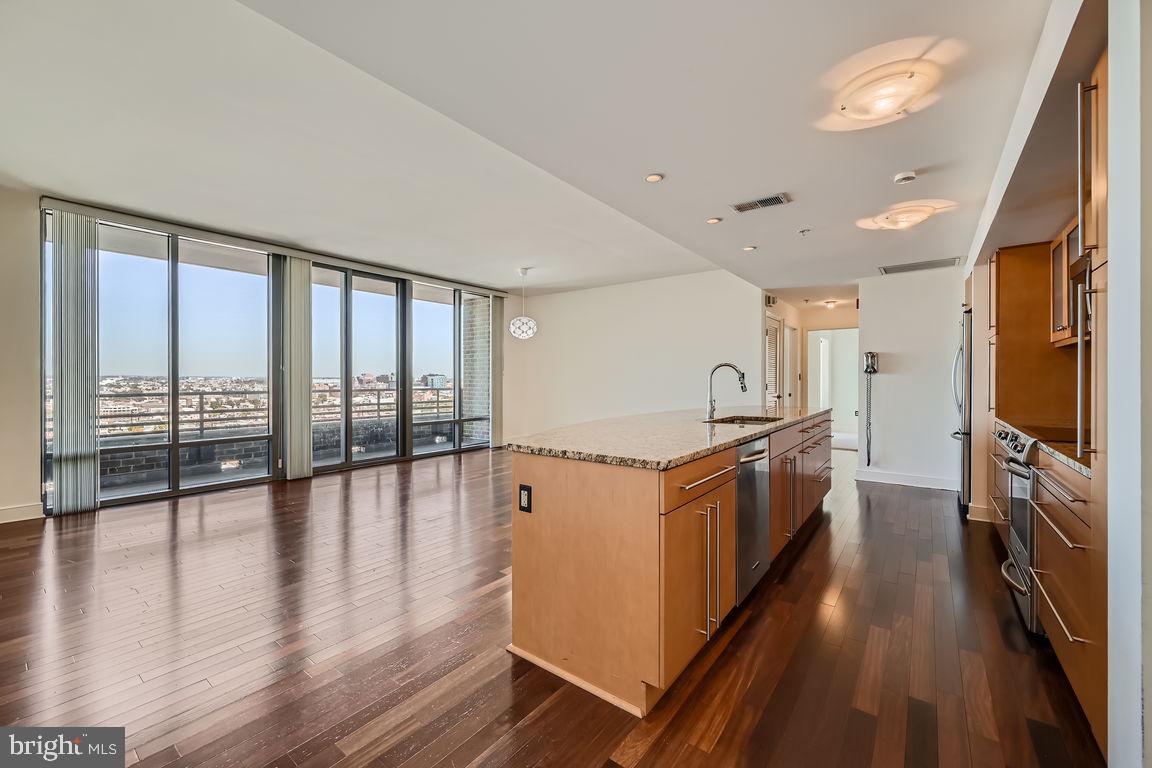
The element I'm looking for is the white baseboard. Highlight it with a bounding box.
[0,502,44,524]
[854,467,958,491]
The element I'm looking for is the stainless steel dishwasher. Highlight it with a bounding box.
[736,438,772,604]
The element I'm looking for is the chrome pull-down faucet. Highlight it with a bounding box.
[707,363,747,420]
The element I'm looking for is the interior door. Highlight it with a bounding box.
[782,325,799,407]
[765,314,782,410]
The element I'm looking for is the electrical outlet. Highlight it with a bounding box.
[518,484,532,513]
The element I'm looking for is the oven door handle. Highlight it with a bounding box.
[1004,457,1032,479]
[1000,559,1030,596]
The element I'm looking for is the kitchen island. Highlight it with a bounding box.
[506,406,833,716]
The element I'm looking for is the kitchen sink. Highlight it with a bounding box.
[703,415,783,426]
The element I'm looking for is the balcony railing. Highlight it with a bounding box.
[58,386,462,448]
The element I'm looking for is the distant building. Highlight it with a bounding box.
[420,374,448,389]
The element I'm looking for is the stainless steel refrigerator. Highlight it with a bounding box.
[951,308,973,515]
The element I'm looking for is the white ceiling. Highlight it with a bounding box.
[0,0,710,293]
[238,0,1051,290]
[0,0,1051,294]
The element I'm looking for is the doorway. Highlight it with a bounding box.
[806,328,859,450]
[782,325,799,408]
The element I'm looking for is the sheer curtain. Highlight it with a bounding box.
[51,210,100,514]
[282,255,313,479]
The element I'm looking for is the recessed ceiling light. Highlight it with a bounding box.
[644,173,665,183]
[837,60,941,122]
[706,217,723,224]
[743,245,757,251]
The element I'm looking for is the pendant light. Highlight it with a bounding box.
[508,267,538,340]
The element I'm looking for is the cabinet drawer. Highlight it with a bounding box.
[769,421,809,458]
[1033,564,1097,736]
[802,430,832,468]
[812,459,832,508]
[1032,485,1091,631]
[1034,455,1091,526]
[662,448,737,513]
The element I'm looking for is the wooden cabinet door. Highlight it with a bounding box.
[713,480,737,626]
[660,498,709,686]
[769,450,797,558]
[1050,232,1071,343]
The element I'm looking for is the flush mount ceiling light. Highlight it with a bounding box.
[508,267,537,340]
[856,199,957,231]
[824,300,836,310]
[644,173,665,183]
[836,60,942,122]
[742,245,758,251]
[706,217,723,224]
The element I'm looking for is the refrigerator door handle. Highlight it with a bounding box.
[951,342,963,414]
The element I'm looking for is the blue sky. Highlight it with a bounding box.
[93,250,453,379]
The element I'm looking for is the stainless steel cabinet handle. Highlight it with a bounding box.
[680,465,735,490]
[713,501,721,628]
[988,493,1008,523]
[1000,559,1029,596]
[1033,468,1086,503]
[738,450,771,464]
[1030,566,1087,644]
[697,507,711,639]
[816,468,833,483]
[1076,282,1086,458]
[1076,81,1099,258]
[1029,500,1085,550]
[787,455,796,537]
[991,455,1008,471]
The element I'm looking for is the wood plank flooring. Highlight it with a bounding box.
[0,449,1104,767]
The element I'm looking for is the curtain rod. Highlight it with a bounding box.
[41,196,509,298]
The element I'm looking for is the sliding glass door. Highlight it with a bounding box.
[97,224,171,499]
[411,283,456,454]
[176,239,272,487]
[309,267,400,471]
[310,266,344,468]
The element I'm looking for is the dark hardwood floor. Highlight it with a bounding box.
[0,449,1104,767]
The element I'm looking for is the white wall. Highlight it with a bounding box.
[0,186,44,523]
[503,270,764,438]
[1106,0,1149,761]
[857,267,964,490]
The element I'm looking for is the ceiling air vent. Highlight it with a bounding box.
[732,192,792,213]
[878,257,960,275]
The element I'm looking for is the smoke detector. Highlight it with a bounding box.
[894,170,917,185]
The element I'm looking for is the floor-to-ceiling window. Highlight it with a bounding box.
[42,203,495,508]
[411,283,456,455]
[351,276,399,461]
[176,239,272,487]
[97,224,171,499]
[310,266,344,468]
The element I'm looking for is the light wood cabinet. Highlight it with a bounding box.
[769,447,800,558]
[659,491,710,685]
[509,410,831,717]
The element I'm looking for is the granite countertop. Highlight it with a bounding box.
[505,407,832,471]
